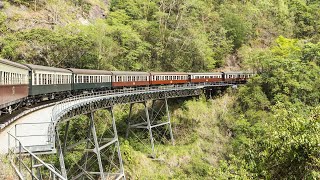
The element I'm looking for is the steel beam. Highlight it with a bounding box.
[62,121,70,155]
[165,97,174,145]
[89,112,106,180]
[55,127,67,179]
[109,107,125,179]
[125,103,133,139]
[144,101,155,156]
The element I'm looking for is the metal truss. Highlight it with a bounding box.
[53,88,202,124]
[125,96,174,157]
[55,107,125,180]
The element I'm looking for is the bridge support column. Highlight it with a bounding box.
[56,107,125,180]
[126,97,174,157]
[89,111,106,180]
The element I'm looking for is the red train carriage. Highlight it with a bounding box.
[189,72,223,83]
[0,59,29,114]
[112,71,150,87]
[150,72,189,85]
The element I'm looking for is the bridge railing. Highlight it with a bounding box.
[7,130,66,180]
[12,122,55,152]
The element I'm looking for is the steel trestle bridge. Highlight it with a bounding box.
[7,82,240,180]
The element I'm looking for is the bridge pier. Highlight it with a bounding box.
[126,97,174,157]
[56,107,125,180]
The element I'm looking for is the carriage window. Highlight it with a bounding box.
[49,74,52,84]
[34,74,37,85]
[7,72,10,84]
[38,74,42,85]
[42,74,45,85]
[4,72,7,84]
[60,75,63,84]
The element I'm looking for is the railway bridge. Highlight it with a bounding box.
[4,82,238,180]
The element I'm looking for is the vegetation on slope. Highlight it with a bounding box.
[1,0,319,71]
[218,37,320,179]
[120,95,235,179]
[0,155,17,179]
[0,0,319,179]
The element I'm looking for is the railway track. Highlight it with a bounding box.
[0,100,58,131]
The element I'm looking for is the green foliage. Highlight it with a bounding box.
[222,36,320,179]
[302,42,320,66]
[2,0,318,71]
[0,12,7,34]
[1,1,320,179]
[221,4,253,50]
[288,0,320,41]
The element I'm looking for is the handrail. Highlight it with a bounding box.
[7,131,66,180]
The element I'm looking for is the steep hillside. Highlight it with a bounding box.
[1,0,319,71]
[0,1,319,179]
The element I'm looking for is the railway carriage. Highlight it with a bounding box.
[223,72,253,83]
[25,64,72,100]
[189,72,223,83]
[112,71,150,87]
[0,59,29,114]
[150,72,189,85]
[68,68,112,92]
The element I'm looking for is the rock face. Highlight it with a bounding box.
[89,5,106,20]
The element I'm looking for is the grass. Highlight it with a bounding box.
[0,154,17,180]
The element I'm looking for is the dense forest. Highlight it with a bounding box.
[0,0,319,179]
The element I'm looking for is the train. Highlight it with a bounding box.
[0,58,254,115]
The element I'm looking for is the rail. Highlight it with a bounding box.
[7,130,66,180]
